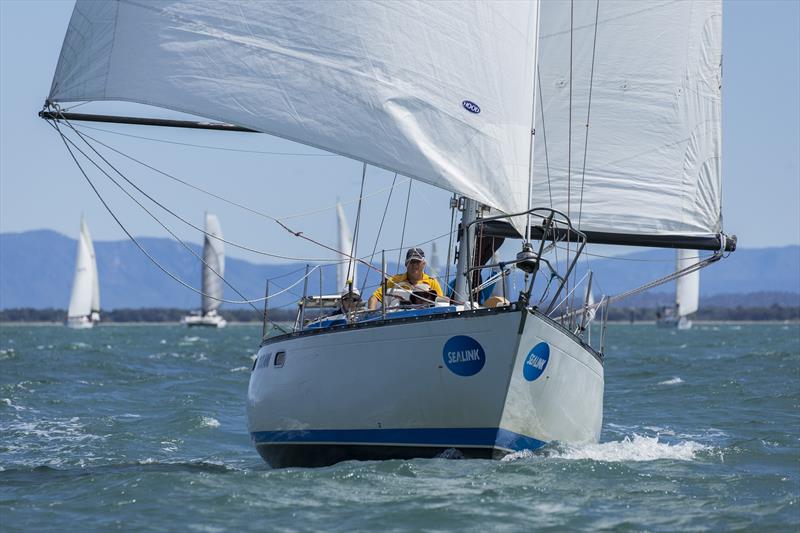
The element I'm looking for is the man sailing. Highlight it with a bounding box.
[367,248,443,310]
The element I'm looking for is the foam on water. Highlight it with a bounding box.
[200,416,220,429]
[658,377,684,385]
[549,434,710,462]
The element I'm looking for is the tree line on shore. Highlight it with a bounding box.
[1,305,798,323]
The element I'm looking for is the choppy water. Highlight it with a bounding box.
[1,323,798,531]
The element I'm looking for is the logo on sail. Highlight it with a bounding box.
[462,100,481,114]
[443,335,485,376]
[523,342,549,381]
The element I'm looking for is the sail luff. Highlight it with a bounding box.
[201,214,224,314]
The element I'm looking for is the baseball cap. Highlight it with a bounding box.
[341,287,361,301]
[405,247,425,263]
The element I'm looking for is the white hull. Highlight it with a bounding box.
[181,313,227,328]
[656,316,692,330]
[247,306,603,467]
[66,316,94,329]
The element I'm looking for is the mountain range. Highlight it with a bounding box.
[1,230,798,310]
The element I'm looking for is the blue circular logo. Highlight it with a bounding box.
[443,335,485,376]
[523,342,549,381]
[462,100,481,114]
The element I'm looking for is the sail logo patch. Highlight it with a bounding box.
[443,335,486,376]
[523,342,549,381]
[462,100,481,114]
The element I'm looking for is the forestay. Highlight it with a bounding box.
[201,214,224,314]
[533,0,723,238]
[48,0,540,233]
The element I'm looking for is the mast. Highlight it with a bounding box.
[453,198,479,304]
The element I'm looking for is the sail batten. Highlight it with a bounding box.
[48,0,541,233]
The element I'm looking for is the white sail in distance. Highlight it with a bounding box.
[84,219,100,315]
[676,250,700,317]
[48,0,540,234]
[201,214,225,315]
[533,0,723,238]
[68,217,96,319]
[336,203,357,292]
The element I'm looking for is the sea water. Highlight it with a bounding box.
[1,323,798,531]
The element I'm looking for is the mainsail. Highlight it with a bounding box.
[85,220,100,315]
[68,217,97,319]
[201,214,225,315]
[532,0,723,240]
[336,203,356,291]
[676,249,700,317]
[47,0,540,234]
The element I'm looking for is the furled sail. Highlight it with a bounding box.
[201,214,224,315]
[336,203,356,291]
[48,0,540,232]
[68,217,94,318]
[676,249,700,317]
[533,0,723,239]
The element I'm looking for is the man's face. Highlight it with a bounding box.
[406,259,424,278]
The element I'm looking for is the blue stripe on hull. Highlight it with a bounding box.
[251,427,546,453]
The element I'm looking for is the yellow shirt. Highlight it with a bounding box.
[372,272,443,302]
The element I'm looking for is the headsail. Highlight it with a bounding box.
[68,217,94,319]
[532,0,723,240]
[201,214,225,315]
[336,203,356,291]
[676,250,700,317]
[48,0,540,232]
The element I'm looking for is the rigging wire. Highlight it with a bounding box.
[55,122,260,311]
[537,66,554,209]
[64,120,341,263]
[576,0,600,230]
[49,117,318,306]
[346,163,367,291]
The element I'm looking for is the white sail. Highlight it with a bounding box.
[49,0,540,233]
[67,217,94,319]
[336,203,356,291]
[676,249,700,317]
[201,214,225,315]
[82,219,100,315]
[533,0,722,238]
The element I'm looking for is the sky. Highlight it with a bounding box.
[1,0,799,267]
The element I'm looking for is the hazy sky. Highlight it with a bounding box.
[1,0,798,266]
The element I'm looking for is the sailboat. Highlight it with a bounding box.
[657,250,700,330]
[66,216,100,329]
[42,0,735,467]
[336,202,357,293]
[181,214,227,328]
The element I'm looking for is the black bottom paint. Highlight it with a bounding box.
[256,444,506,468]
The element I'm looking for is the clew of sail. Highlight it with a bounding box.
[201,214,225,315]
[533,0,723,240]
[47,0,541,235]
[676,249,700,317]
[68,217,95,319]
[336,203,356,291]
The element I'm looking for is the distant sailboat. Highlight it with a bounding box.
[657,250,700,329]
[336,202,356,292]
[66,216,100,328]
[182,213,227,328]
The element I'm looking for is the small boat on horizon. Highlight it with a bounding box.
[66,216,100,329]
[656,250,700,330]
[181,213,227,328]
